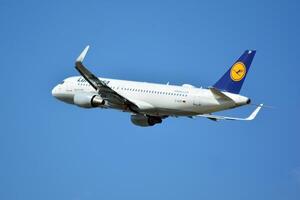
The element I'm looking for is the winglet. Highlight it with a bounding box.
[76,45,90,63]
[245,103,263,120]
[196,104,263,121]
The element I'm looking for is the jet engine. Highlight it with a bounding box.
[73,93,105,108]
[130,114,162,127]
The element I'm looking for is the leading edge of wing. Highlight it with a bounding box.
[197,104,263,121]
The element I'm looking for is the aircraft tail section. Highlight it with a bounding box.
[213,50,256,94]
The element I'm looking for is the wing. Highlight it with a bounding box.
[197,104,263,121]
[74,46,139,112]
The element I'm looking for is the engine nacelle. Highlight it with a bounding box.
[73,93,104,108]
[130,114,162,127]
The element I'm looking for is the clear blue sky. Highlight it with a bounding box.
[1,0,299,199]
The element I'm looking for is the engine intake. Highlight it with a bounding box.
[73,93,104,108]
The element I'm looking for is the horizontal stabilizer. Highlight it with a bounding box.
[209,87,233,102]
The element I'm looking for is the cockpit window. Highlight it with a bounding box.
[60,81,65,84]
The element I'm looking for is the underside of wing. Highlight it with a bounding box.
[74,46,139,112]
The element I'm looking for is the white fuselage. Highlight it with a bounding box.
[52,76,250,117]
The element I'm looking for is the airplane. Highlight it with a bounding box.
[52,46,263,127]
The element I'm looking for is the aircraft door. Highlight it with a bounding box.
[193,96,202,107]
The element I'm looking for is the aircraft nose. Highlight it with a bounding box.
[51,85,60,98]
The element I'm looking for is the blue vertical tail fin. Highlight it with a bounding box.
[213,50,256,94]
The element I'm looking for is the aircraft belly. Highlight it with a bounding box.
[134,95,198,116]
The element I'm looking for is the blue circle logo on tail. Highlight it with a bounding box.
[230,62,246,81]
